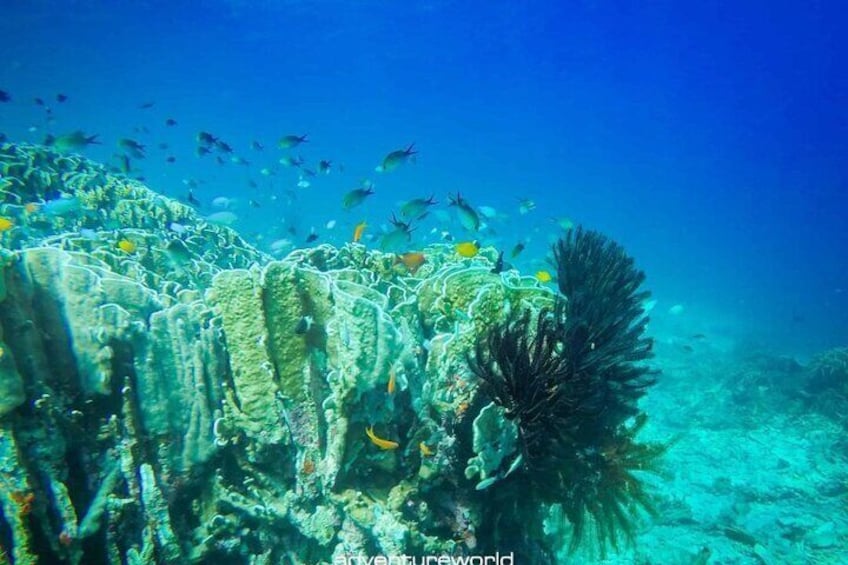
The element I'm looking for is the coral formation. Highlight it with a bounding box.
[0,143,667,563]
[805,347,848,419]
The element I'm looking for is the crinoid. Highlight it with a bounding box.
[468,226,666,557]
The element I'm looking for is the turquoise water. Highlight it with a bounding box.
[1,3,847,564]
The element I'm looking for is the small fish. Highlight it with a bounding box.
[365,426,399,450]
[279,155,304,168]
[138,101,156,109]
[510,242,525,259]
[278,134,308,149]
[118,138,146,159]
[692,333,707,340]
[117,239,136,253]
[186,189,201,207]
[518,198,536,215]
[115,153,132,173]
[448,193,480,232]
[251,140,264,151]
[24,202,40,214]
[318,160,332,174]
[535,270,553,283]
[197,131,218,145]
[395,252,426,274]
[206,211,238,226]
[305,229,319,243]
[168,222,188,234]
[268,239,292,257]
[230,156,250,166]
[352,221,367,243]
[388,213,414,235]
[215,140,234,154]
[163,239,192,266]
[0,90,10,103]
[400,195,437,219]
[211,196,233,209]
[34,97,44,106]
[0,217,14,232]
[455,241,479,258]
[376,143,416,173]
[165,156,176,163]
[380,228,411,252]
[419,442,434,457]
[342,185,375,210]
[47,130,100,152]
[387,368,397,394]
[326,220,337,230]
[165,118,177,126]
[248,199,260,208]
[41,194,81,216]
[79,228,98,240]
[380,214,415,251]
[56,93,68,103]
[491,250,505,274]
[294,315,314,335]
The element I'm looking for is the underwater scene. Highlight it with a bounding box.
[0,2,846,564]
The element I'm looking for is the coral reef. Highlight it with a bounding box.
[0,144,666,563]
[805,347,848,419]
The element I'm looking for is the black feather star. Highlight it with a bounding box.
[468,226,668,557]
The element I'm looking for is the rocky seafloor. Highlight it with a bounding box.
[0,143,846,564]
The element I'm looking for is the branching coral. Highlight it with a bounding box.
[467,227,665,557]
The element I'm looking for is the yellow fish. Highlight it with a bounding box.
[366,426,399,450]
[419,442,434,457]
[352,221,367,243]
[117,239,137,253]
[0,217,13,232]
[455,241,479,258]
[535,270,553,283]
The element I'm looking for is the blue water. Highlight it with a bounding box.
[1,1,846,356]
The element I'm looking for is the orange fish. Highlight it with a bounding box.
[24,203,40,215]
[419,442,434,457]
[365,426,399,450]
[395,252,426,274]
[387,367,396,394]
[353,221,367,243]
[0,217,13,232]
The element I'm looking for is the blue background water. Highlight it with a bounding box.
[1,1,846,357]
